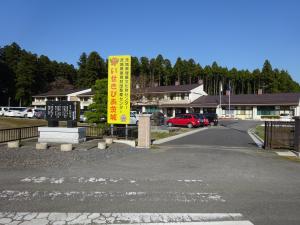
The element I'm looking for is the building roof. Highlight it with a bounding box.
[138,83,202,94]
[32,88,87,97]
[190,93,300,107]
[78,91,93,96]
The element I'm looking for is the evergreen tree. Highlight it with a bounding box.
[15,53,38,106]
[76,52,87,88]
[85,79,108,125]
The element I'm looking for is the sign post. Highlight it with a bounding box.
[107,55,131,139]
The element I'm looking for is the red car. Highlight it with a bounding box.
[167,113,201,128]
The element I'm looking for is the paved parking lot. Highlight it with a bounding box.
[0,120,299,225]
[162,120,262,147]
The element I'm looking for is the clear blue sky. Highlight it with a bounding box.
[1,0,300,82]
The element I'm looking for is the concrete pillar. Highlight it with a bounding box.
[216,106,222,117]
[252,106,258,120]
[294,116,300,157]
[172,108,176,117]
[186,108,189,113]
[295,105,300,117]
[142,106,146,113]
[138,115,151,148]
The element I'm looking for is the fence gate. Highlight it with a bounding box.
[264,121,295,150]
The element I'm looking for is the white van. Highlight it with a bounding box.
[129,111,139,125]
[0,107,9,116]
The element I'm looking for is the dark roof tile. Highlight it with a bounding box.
[139,83,202,94]
[190,93,300,107]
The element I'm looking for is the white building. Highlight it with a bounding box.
[132,81,207,117]
[32,88,92,110]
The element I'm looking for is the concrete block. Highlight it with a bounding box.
[38,127,86,144]
[105,138,113,145]
[36,143,48,150]
[113,139,136,147]
[7,141,20,148]
[98,142,107,150]
[60,144,73,152]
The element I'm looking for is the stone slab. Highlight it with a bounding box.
[38,127,86,144]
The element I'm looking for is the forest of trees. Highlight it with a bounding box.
[1,42,300,106]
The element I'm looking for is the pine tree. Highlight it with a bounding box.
[15,53,38,106]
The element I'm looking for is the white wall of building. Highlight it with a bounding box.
[189,85,207,102]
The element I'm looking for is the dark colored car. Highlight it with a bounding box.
[166,113,201,128]
[34,109,46,119]
[150,112,165,126]
[194,113,209,126]
[204,113,218,126]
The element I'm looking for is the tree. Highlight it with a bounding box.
[76,52,87,87]
[85,79,108,125]
[261,59,273,93]
[173,57,184,84]
[139,56,150,88]
[15,53,38,106]
[85,52,106,87]
[49,77,74,90]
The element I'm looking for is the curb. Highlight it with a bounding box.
[247,128,264,148]
[153,127,208,144]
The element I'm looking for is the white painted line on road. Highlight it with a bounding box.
[0,212,254,224]
[276,151,297,157]
[20,177,137,185]
[153,127,208,144]
[111,222,254,225]
[20,177,205,185]
[0,190,225,202]
[247,128,263,148]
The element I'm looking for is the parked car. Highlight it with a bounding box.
[166,113,201,128]
[129,112,139,125]
[150,112,165,126]
[203,113,218,126]
[280,113,293,121]
[195,113,209,126]
[4,107,27,117]
[34,109,46,119]
[79,110,87,122]
[0,107,9,116]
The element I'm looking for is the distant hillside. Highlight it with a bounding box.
[1,42,299,106]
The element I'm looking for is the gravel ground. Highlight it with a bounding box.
[0,139,143,169]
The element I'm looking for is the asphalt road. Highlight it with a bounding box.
[0,120,300,225]
[163,120,263,147]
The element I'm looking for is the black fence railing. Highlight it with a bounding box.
[80,125,138,140]
[264,121,295,150]
[0,126,42,143]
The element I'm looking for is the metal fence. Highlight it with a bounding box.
[0,126,41,143]
[264,121,295,150]
[0,125,138,143]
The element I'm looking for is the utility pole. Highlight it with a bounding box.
[228,81,231,118]
[219,81,222,117]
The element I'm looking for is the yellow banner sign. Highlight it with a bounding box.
[107,55,131,124]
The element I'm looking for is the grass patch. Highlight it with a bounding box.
[151,127,194,140]
[255,125,265,140]
[279,156,300,163]
[0,117,47,129]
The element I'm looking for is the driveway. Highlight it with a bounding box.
[162,120,263,147]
